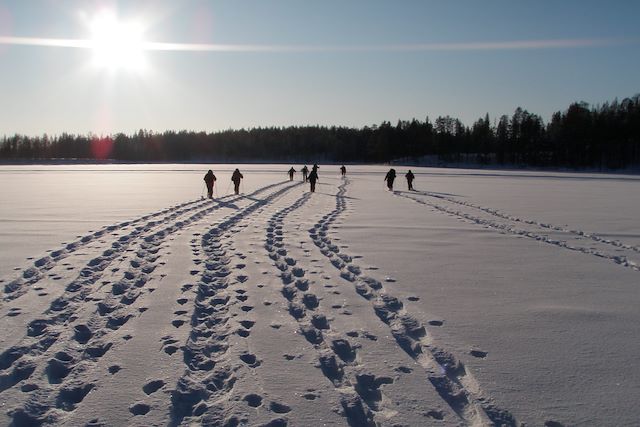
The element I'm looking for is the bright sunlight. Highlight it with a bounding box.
[89,11,146,72]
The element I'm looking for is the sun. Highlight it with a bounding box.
[89,12,146,72]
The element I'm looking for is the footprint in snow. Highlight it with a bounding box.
[239,353,260,367]
[142,380,165,395]
[243,393,263,407]
[129,402,150,415]
[263,417,288,427]
[164,345,179,355]
[470,349,488,358]
[425,410,444,420]
[269,402,291,414]
[236,329,250,338]
[240,320,255,329]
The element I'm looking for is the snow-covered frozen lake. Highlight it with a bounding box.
[0,164,638,426]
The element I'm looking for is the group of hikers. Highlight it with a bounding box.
[203,165,415,199]
[384,168,415,191]
[203,168,243,198]
[287,164,341,192]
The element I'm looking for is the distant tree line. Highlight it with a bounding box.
[1,94,639,169]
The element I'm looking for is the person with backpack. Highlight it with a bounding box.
[301,165,309,182]
[384,168,396,191]
[340,165,346,177]
[203,169,216,199]
[288,167,296,181]
[231,168,244,195]
[405,170,415,191]
[308,168,319,193]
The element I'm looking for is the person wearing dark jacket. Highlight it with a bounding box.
[301,165,309,182]
[204,170,216,198]
[340,165,346,177]
[405,170,415,191]
[231,168,244,195]
[308,169,319,193]
[288,167,296,181]
[384,168,396,191]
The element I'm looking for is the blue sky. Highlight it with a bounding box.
[0,0,639,136]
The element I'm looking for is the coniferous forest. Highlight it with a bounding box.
[1,94,639,169]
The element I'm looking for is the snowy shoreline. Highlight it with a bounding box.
[1,158,639,176]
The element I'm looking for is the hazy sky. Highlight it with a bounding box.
[1,0,639,136]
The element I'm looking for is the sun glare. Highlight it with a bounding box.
[89,12,146,72]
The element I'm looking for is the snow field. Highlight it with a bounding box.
[0,165,638,426]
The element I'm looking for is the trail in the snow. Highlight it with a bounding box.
[310,178,517,426]
[1,196,223,304]
[418,189,640,254]
[170,181,301,426]
[264,191,395,426]
[393,190,640,272]
[1,181,292,426]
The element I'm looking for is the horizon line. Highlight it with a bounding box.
[0,36,636,52]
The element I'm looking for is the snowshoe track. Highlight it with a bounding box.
[393,190,640,272]
[169,181,301,426]
[264,191,387,427]
[2,196,225,303]
[311,179,517,426]
[0,181,295,426]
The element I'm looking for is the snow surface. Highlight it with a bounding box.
[0,164,638,426]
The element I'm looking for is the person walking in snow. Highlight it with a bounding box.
[340,165,346,177]
[405,170,415,191]
[301,165,309,182]
[231,168,244,195]
[384,168,396,191]
[204,169,216,199]
[308,168,319,193]
[288,167,296,181]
